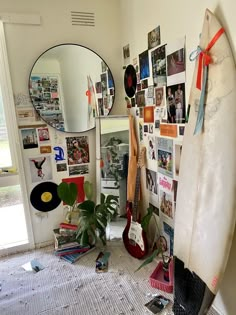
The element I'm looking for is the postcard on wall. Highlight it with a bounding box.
[40,145,52,154]
[66,136,90,165]
[159,174,174,220]
[162,221,174,256]
[139,50,150,80]
[148,26,161,49]
[69,164,89,176]
[16,106,42,127]
[29,156,52,183]
[136,90,146,107]
[166,37,186,86]
[146,168,158,196]
[56,163,67,172]
[21,128,38,149]
[123,44,130,60]
[138,119,144,143]
[155,86,166,107]
[166,82,186,124]
[154,107,167,128]
[37,127,50,142]
[173,142,182,179]
[172,179,178,213]
[151,44,167,87]
[156,137,173,178]
[147,135,156,160]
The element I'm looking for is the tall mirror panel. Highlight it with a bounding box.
[96,116,129,240]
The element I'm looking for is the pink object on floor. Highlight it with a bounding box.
[149,258,174,293]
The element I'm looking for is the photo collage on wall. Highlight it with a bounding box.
[17,102,91,207]
[95,61,114,116]
[29,75,65,131]
[123,25,186,257]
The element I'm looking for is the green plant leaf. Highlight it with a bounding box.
[80,230,90,246]
[141,207,153,232]
[101,193,105,204]
[135,249,161,272]
[105,195,119,203]
[84,181,93,200]
[57,182,78,207]
[78,200,95,214]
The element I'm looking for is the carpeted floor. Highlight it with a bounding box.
[0,242,219,315]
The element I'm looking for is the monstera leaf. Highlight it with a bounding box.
[57,182,78,208]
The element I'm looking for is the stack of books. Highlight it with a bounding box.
[53,223,95,264]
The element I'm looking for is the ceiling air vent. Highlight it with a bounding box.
[71,11,95,27]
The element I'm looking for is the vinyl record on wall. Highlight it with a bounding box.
[30,181,61,212]
[124,64,137,98]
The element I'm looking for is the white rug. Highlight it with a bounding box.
[0,242,218,315]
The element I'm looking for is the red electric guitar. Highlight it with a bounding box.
[123,147,148,259]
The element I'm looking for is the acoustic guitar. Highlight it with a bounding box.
[122,147,148,259]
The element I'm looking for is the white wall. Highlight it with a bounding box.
[119,1,236,314]
[0,0,123,245]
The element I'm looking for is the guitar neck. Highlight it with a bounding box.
[132,167,141,222]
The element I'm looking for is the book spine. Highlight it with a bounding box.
[55,247,90,256]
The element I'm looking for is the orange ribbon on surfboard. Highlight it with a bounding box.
[190,27,225,135]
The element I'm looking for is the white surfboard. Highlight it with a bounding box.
[174,9,236,314]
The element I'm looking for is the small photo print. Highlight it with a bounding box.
[148,26,161,49]
[141,79,148,89]
[148,135,156,160]
[160,190,173,219]
[166,83,185,124]
[37,127,50,142]
[95,82,102,94]
[56,163,67,172]
[101,61,107,73]
[155,120,160,129]
[179,125,185,136]
[144,124,148,133]
[174,143,182,178]
[69,164,89,176]
[139,50,150,80]
[149,124,154,134]
[21,128,38,149]
[66,136,90,165]
[139,121,143,142]
[146,168,158,195]
[147,85,154,98]
[137,83,142,91]
[166,37,185,86]
[29,156,52,183]
[40,145,51,154]
[151,44,166,87]
[167,48,185,77]
[123,44,130,59]
[136,90,146,107]
[155,86,165,107]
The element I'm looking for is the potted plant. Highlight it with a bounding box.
[57,180,119,246]
[135,207,171,272]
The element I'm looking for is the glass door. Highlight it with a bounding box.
[0,21,34,256]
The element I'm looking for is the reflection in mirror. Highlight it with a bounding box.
[96,116,129,241]
[29,44,115,133]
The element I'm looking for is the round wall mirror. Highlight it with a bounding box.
[28,44,115,133]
